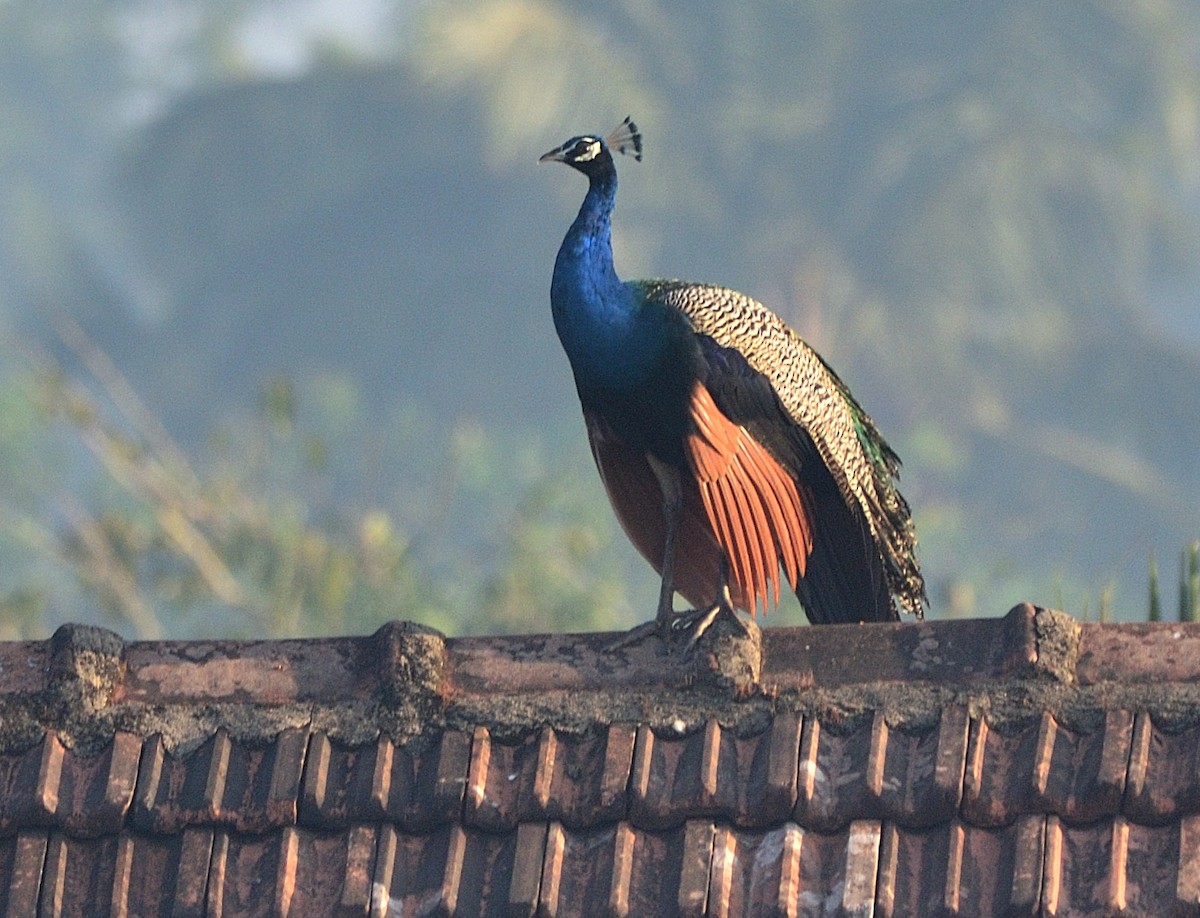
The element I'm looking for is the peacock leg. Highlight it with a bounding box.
[607,456,749,652]
[647,454,682,627]
[605,454,686,651]
[672,556,749,650]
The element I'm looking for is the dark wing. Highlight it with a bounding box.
[635,279,926,623]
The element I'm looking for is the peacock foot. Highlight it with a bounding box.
[670,602,749,651]
[606,603,749,655]
[604,618,665,653]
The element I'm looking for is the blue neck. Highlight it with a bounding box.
[551,170,661,388]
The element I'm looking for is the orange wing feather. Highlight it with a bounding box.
[586,383,812,617]
[684,383,812,616]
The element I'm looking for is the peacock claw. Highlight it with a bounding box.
[606,604,748,656]
[673,603,749,651]
[605,619,663,653]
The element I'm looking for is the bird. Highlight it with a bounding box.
[539,117,926,642]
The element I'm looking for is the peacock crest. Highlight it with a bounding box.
[605,117,643,161]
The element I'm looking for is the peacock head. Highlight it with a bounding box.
[538,116,643,177]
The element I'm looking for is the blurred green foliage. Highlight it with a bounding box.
[1,311,1192,641]
[1146,542,1200,625]
[0,323,647,639]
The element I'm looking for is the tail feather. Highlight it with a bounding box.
[794,467,895,623]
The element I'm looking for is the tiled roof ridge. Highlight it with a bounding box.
[4,603,1200,759]
[6,605,1200,914]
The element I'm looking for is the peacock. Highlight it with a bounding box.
[539,117,926,642]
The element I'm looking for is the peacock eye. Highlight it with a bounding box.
[573,139,600,161]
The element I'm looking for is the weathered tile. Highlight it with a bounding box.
[964,711,1131,828]
[533,821,702,918]
[0,733,65,833]
[630,721,743,829]
[372,823,520,918]
[1125,713,1200,825]
[1,830,48,917]
[526,726,637,828]
[131,732,234,833]
[879,819,1039,918]
[876,706,969,828]
[301,730,472,832]
[0,617,1199,917]
[793,716,876,831]
[57,732,142,837]
[46,835,148,918]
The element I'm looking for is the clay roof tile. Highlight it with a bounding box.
[3,605,1200,914]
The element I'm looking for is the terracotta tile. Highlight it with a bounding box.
[300,729,472,831]
[876,706,969,828]
[763,606,1040,689]
[480,725,641,833]
[112,833,191,917]
[735,712,803,828]
[56,732,142,837]
[131,732,233,834]
[120,636,367,704]
[190,726,313,834]
[1125,713,1200,825]
[0,733,65,832]
[174,826,215,917]
[1,830,48,916]
[630,722,732,829]
[963,711,1131,828]
[299,732,374,829]
[526,725,636,828]
[129,728,308,836]
[607,822,710,918]
[40,835,125,916]
[793,716,876,831]
[677,820,715,918]
[109,835,135,918]
[1119,820,1175,916]
[213,830,283,918]
[129,734,168,833]
[1042,710,1132,823]
[538,822,624,917]
[464,725,530,831]
[38,833,68,918]
[411,729,474,830]
[372,823,521,918]
[1176,814,1200,914]
[838,820,882,914]
[531,821,703,918]
[340,824,378,916]
[509,822,548,917]
[290,828,370,918]
[879,818,1043,918]
[709,823,849,918]
[2,614,1200,915]
[0,641,49,696]
[1078,623,1200,684]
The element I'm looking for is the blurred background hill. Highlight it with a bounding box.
[1,0,1198,639]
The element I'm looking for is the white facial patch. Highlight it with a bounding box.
[576,140,602,162]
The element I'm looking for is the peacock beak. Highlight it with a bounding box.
[538,145,568,164]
